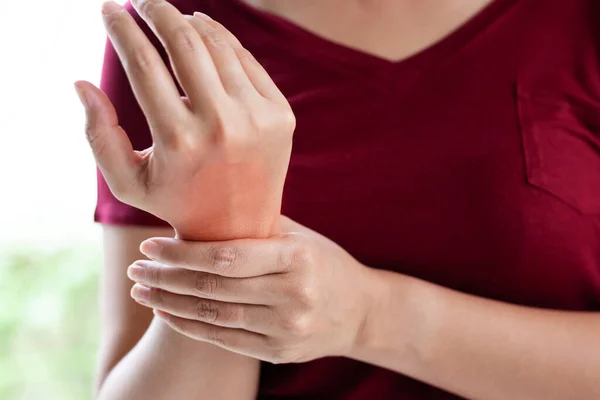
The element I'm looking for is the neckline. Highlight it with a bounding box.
[224,0,518,75]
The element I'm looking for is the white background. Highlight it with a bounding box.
[0,0,128,248]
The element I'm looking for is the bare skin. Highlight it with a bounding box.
[83,1,599,399]
[91,2,500,398]
[133,220,600,400]
[243,0,494,61]
[81,0,295,397]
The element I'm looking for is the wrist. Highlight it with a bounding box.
[175,217,279,241]
[346,266,393,359]
[347,269,436,376]
[173,208,282,241]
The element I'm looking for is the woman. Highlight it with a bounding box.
[74,0,600,398]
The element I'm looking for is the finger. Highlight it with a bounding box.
[101,1,186,138]
[184,14,257,100]
[154,309,269,359]
[127,261,279,304]
[192,12,288,104]
[130,0,229,109]
[139,236,298,277]
[131,284,275,333]
[74,80,142,200]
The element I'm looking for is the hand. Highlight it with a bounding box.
[75,0,295,240]
[126,216,382,364]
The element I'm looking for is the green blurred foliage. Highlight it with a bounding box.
[0,246,101,400]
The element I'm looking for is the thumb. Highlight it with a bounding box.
[74,80,141,202]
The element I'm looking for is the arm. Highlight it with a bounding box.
[95,225,171,389]
[95,225,260,400]
[351,270,600,400]
[80,1,294,399]
[118,216,599,400]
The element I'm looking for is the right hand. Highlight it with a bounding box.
[75,0,295,240]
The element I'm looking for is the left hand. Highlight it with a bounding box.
[78,3,294,241]
[128,216,381,364]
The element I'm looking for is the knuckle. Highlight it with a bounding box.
[277,238,297,272]
[207,109,242,146]
[210,246,239,274]
[85,126,111,167]
[251,110,277,135]
[254,106,296,136]
[205,329,226,346]
[138,0,161,17]
[127,48,157,76]
[294,279,318,305]
[147,265,161,286]
[283,234,315,271]
[174,131,202,155]
[281,108,297,132]
[103,13,126,32]
[282,311,311,336]
[205,112,236,148]
[84,123,101,149]
[169,25,199,53]
[203,28,227,49]
[196,300,218,323]
[159,120,196,152]
[226,305,245,327]
[291,313,312,337]
[236,47,255,63]
[194,272,219,296]
[170,122,191,138]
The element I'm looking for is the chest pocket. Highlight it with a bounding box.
[517,83,600,215]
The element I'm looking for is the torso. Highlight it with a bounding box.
[100,0,600,398]
[220,1,600,397]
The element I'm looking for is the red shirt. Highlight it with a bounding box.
[95,0,600,398]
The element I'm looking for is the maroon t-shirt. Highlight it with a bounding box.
[95,0,600,398]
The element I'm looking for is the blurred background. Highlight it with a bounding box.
[0,1,126,398]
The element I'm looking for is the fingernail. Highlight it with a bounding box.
[127,262,146,280]
[102,1,123,15]
[193,12,213,21]
[73,82,89,108]
[140,239,163,258]
[131,285,151,302]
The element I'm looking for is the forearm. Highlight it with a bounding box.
[95,193,275,399]
[352,269,600,400]
[97,318,260,400]
[87,1,294,397]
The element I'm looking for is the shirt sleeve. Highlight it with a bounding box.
[94,2,170,228]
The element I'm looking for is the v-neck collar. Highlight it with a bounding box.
[228,0,517,67]
[214,0,518,90]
